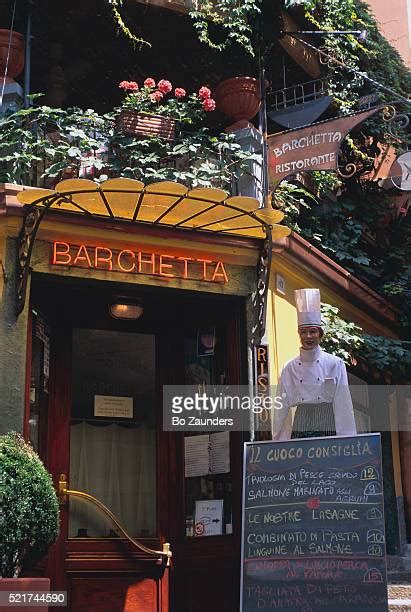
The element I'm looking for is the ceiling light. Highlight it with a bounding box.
[109,298,144,320]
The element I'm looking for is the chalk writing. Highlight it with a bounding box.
[240,434,388,612]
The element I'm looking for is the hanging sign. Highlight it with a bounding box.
[268,107,382,187]
[51,241,229,284]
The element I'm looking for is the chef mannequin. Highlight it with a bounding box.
[273,288,357,440]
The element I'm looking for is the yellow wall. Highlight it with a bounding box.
[268,254,397,382]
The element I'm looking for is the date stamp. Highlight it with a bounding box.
[0,592,67,607]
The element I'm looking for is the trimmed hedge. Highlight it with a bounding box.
[0,433,59,578]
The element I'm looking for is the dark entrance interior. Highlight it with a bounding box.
[28,273,248,612]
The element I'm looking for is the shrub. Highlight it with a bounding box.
[0,433,59,578]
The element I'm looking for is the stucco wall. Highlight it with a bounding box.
[366,0,411,67]
[0,238,30,434]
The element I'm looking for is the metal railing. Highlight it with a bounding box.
[268,78,328,112]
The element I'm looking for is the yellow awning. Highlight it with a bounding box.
[17,178,291,240]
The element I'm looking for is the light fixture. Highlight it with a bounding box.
[109,297,144,320]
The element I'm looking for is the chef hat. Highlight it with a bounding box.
[294,288,322,328]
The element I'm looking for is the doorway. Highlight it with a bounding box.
[28,275,246,611]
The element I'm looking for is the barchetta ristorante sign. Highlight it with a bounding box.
[268,107,381,186]
[51,241,229,284]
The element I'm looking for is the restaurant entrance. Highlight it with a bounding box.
[28,274,246,612]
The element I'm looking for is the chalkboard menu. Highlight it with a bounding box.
[240,434,388,612]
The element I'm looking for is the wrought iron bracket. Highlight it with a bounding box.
[16,196,61,316]
[251,227,273,345]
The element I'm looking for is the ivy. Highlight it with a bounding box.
[106,0,151,48]
[285,0,410,115]
[275,172,410,327]
[0,102,258,192]
[321,304,411,381]
[189,0,261,56]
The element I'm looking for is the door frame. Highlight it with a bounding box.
[28,276,247,610]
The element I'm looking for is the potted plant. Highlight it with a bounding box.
[0,29,25,82]
[0,433,59,609]
[213,76,260,130]
[116,77,216,140]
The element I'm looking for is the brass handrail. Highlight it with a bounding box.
[58,474,172,567]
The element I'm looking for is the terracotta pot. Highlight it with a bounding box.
[116,109,176,140]
[0,577,51,611]
[0,30,25,82]
[214,76,260,130]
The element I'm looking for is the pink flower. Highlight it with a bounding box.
[150,90,164,102]
[198,86,211,100]
[119,80,138,91]
[157,79,172,94]
[202,98,216,112]
[174,88,186,99]
[127,81,139,92]
[144,78,156,88]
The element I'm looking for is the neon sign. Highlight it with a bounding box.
[51,241,229,283]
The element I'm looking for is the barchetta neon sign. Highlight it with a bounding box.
[51,241,229,283]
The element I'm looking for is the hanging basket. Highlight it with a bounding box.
[116,109,176,140]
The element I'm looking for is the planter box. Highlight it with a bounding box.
[116,110,176,141]
[0,578,51,611]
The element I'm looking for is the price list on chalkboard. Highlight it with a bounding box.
[240,434,388,612]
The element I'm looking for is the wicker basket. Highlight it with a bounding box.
[116,109,176,140]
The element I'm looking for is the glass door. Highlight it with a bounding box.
[69,329,157,539]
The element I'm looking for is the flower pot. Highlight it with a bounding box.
[214,76,260,130]
[116,109,176,140]
[0,30,25,82]
[0,577,51,611]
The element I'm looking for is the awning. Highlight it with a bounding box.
[16,178,291,240]
[15,179,291,326]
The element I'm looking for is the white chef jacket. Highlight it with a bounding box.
[273,345,357,440]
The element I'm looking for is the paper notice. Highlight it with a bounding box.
[184,435,210,477]
[194,499,223,536]
[94,395,133,418]
[210,431,230,474]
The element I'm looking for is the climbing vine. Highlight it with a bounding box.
[105,0,261,55]
[189,0,261,56]
[106,0,151,48]
[277,174,410,323]
[321,304,411,381]
[285,0,410,114]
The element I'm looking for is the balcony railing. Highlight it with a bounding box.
[267,78,329,113]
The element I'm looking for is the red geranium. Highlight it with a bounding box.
[150,90,164,102]
[174,88,186,99]
[157,79,172,94]
[144,78,156,88]
[198,86,211,100]
[118,77,216,124]
[119,80,138,92]
[202,98,216,112]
